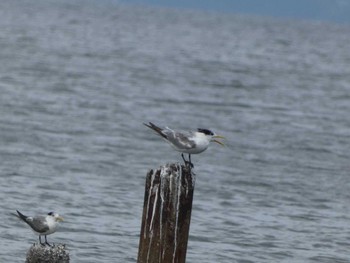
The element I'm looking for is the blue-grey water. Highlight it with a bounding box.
[1,0,350,262]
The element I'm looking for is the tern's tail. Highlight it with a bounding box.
[143,122,167,139]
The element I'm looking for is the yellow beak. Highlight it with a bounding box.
[212,135,225,146]
[56,216,64,222]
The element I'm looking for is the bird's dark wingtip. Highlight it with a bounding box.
[143,122,152,128]
[143,122,167,139]
[16,210,27,220]
[143,122,156,127]
[143,122,159,130]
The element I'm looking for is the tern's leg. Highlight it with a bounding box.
[181,153,191,167]
[39,235,45,246]
[181,153,193,168]
[188,154,194,168]
[181,153,187,163]
[45,235,52,247]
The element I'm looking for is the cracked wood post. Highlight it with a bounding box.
[137,163,196,263]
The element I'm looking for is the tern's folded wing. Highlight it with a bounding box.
[30,216,50,233]
[167,131,196,150]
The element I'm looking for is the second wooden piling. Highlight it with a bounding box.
[137,163,195,263]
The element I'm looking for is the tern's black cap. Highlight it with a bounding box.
[197,128,214,136]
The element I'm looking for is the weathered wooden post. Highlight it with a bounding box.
[26,244,69,263]
[137,163,195,263]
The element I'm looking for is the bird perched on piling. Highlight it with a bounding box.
[15,210,64,246]
[143,122,225,167]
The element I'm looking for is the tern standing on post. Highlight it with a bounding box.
[143,122,225,167]
[15,210,64,246]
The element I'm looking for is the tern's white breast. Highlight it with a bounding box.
[184,132,210,154]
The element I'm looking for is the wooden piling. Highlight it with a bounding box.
[137,163,196,263]
[26,243,69,263]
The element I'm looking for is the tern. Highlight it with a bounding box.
[15,210,64,246]
[144,122,225,167]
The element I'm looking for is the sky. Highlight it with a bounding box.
[119,0,350,24]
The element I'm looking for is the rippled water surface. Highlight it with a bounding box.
[1,1,350,262]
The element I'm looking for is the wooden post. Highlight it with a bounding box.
[137,163,196,263]
[26,244,69,263]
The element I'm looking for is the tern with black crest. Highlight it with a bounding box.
[144,122,225,167]
[15,210,64,246]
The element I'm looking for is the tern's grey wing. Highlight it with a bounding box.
[165,130,196,150]
[29,216,50,233]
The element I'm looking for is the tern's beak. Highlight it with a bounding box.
[212,135,225,146]
[56,216,64,222]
